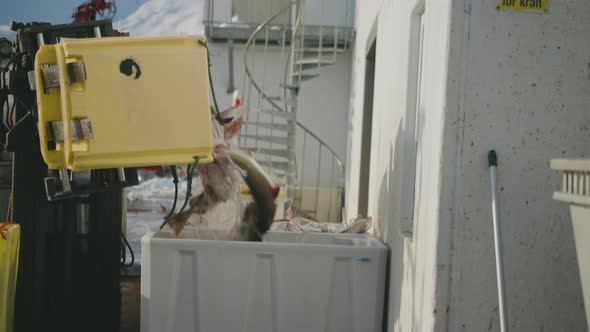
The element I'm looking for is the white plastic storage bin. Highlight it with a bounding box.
[141,230,387,332]
[552,159,590,326]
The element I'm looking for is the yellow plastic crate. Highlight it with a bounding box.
[35,35,213,171]
[0,224,20,332]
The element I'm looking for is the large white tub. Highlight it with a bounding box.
[141,230,387,332]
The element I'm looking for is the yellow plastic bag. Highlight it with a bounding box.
[0,223,20,332]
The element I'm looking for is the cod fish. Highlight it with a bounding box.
[167,149,278,241]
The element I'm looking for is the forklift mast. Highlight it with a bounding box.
[3,20,137,332]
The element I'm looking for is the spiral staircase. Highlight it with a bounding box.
[208,0,353,222]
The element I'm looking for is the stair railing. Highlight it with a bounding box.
[240,0,348,222]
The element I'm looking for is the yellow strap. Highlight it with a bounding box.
[0,222,15,240]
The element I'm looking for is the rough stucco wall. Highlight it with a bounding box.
[346,0,453,330]
[348,0,590,331]
[447,1,590,331]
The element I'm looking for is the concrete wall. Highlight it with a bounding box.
[346,0,590,331]
[445,1,590,331]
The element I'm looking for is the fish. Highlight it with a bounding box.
[166,149,278,241]
[227,150,277,241]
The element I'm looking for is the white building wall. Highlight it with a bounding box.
[347,0,590,331]
[346,0,453,330]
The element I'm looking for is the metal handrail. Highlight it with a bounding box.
[241,0,347,221]
[283,0,304,101]
[242,0,299,112]
[295,120,344,173]
[242,0,344,171]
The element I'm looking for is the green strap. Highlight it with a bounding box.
[199,40,224,125]
[160,157,200,229]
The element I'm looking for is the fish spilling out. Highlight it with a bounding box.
[165,106,278,241]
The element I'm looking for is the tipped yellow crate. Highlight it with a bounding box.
[0,224,20,332]
[35,35,213,171]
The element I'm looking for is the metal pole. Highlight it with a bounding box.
[314,144,321,219]
[327,157,334,222]
[333,26,338,61]
[255,112,259,151]
[208,0,215,34]
[59,168,71,192]
[117,168,127,182]
[318,0,324,73]
[260,25,270,108]
[489,150,508,332]
[299,132,306,207]
[36,33,45,46]
[227,39,235,93]
[344,0,351,49]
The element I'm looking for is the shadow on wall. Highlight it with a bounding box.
[377,107,429,330]
[377,120,414,331]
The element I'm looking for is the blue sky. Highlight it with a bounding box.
[0,0,142,29]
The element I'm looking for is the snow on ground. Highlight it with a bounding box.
[114,0,205,36]
[127,175,204,211]
[125,173,205,261]
[125,176,242,262]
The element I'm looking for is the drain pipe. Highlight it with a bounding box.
[227,39,235,93]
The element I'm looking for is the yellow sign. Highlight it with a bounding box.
[497,0,549,12]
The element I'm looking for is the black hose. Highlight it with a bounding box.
[162,165,179,221]
[120,237,126,265]
[160,157,200,229]
[121,233,135,267]
[177,157,200,214]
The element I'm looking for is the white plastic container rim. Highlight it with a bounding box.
[551,159,590,206]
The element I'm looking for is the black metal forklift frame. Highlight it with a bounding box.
[5,20,136,332]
